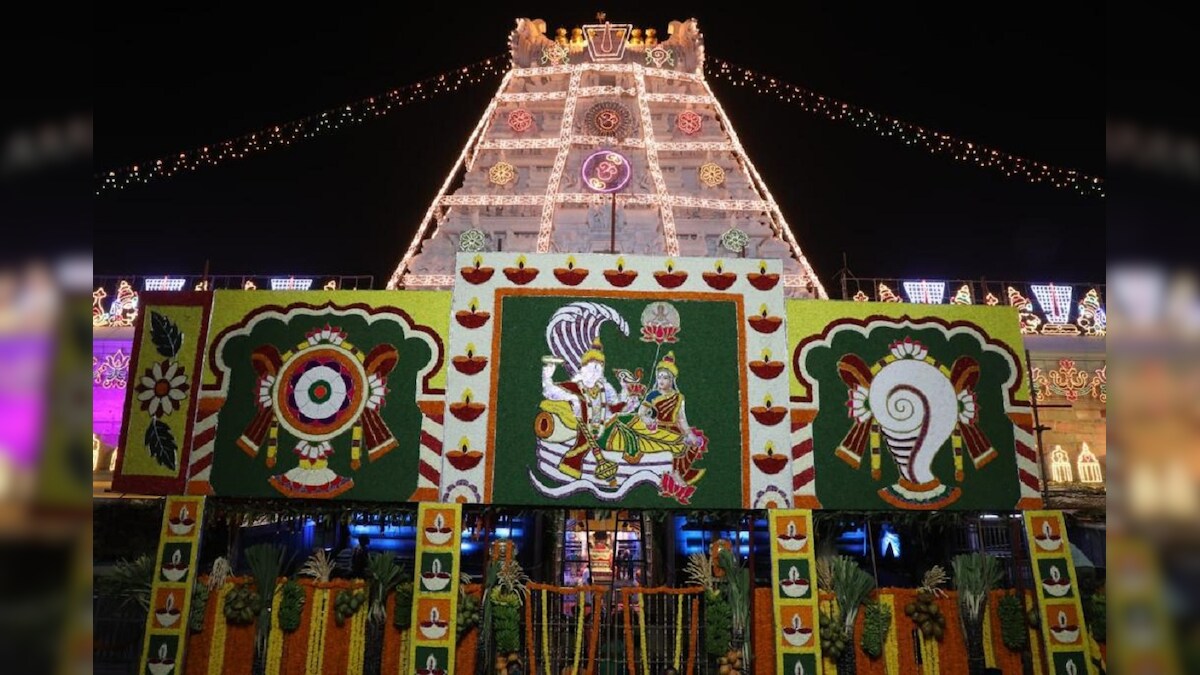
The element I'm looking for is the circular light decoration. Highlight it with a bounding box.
[581,150,633,193]
[488,161,517,186]
[458,228,486,253]
[676,110,703,135]
[698,162,726,187]
[507,108,534,133]
[584,101,634,139]
[720,227,750,253]
[275,345,368,442]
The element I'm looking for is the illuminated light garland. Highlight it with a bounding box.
[143,276,186,291]
[93,350,131,389]
[269,277,314,290]
[644,93,712,104]
[97,54,510,194]
[903,280,946,304]
[698,75,827,296]
[391,69,515,286]
[952,284,973,304]
[534,68,583,253]
[633,67,680,255]
[705,57,1104,198]
[878,283,902,302]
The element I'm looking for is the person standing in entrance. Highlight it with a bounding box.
[351,535,370,578]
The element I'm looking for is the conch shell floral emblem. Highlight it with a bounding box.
[835,337,995,509]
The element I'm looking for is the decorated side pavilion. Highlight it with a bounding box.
[93,16,1107,675]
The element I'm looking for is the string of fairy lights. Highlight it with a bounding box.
[705,57,1105,198]
[95,52,1102,198]
[95,54,510,194]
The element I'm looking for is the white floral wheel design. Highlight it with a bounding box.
[720,227,749,253]
[459,228,487,253]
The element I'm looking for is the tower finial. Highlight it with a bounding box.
[596,11,607,22]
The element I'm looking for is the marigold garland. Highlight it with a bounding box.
[306,589,329,674]
[346,601,367,675]
[881,594,901,674]
[571,591,586,675]
[264,590,284,675]
[205,581,230,675]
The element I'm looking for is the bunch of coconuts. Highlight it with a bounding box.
[717,647,745,673]
[818,613,850,660]
[904,589,946,641]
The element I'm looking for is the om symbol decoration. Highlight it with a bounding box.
[581,150,633,193]
[584,101,634,139]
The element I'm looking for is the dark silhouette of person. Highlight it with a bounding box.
[351,535,370,578]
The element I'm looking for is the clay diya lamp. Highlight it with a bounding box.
[455,298,491,329]
[449,389,485,422]
[420,559,452,593]
[446,437,483,472]
[460,255,494,284]
[653,259,688,288]
[416,654,447,675]
[161,548,188,582]
[155,592,181,628]
[147,644,175,675]
[1033,520,1063,552]
[503,255,539,285]
[603,257,638,287]
[751,396,787,426]
[1049,610,1079,644]
[747,261,779,290]
[749,304,783,334]
[702,259,737,290]
[451,344,487,375]
[752,442,788,475]
[748,347,785,379]
[168,504,195,536]
[1041,565,1072,598]
[775,519,808,552]
[553,256,589,285]
[781,613,813,647]
[780,565,811,598]
[424,512,454,546]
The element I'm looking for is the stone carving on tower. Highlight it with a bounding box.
[389,16,827,298]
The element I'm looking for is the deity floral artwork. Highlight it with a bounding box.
[788,301,1042,510]
[440,253,793,509]
[187,291,449,501]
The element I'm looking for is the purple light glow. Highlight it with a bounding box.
[93,338,133,448]
[0,337,50,468]
[581,150,632,194]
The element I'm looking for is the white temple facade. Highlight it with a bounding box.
[388,17,826,298]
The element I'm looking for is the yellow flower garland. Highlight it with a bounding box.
[981,602,997,669]
[637,600,650,675]
[571,591,586,674]
[307,589,329,674]
[347,602,367,675]
[265,590,285,675]
[541,588,551,675]
[673,593,684,670]
[921,630,940,675]
[1029,624,1045,675]
[881,593,900,675]
[206,582,229,675]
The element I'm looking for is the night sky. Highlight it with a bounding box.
[96,4,1103,290]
